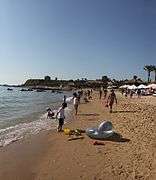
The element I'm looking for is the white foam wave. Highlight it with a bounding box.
[0,106,73,147]
[66,97,73,103]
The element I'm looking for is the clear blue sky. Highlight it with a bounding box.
[0,0,155,84]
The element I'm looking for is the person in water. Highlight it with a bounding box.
[107,89,117,113]
[56,103,67,132]
[46,108,55,119]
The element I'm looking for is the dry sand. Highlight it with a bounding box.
[0,92,155,180]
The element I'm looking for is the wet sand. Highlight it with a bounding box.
[0,92,155,180]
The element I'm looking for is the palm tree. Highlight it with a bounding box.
[133,75,138,83]
[152,65,156,82]
[133,75,137,80]
[144,65,154,83]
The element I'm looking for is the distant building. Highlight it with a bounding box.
[44,76,51,81]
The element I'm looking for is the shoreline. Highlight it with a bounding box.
[0,90,73,148]
[0,92,155,180]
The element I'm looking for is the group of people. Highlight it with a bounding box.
[46,102,67,132]
[46,90,84,132]
[47,88,118,132]
[121,89,142,98]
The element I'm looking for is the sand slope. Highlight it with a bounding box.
[35,93,156,180]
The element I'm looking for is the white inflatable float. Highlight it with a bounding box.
[86,121,115,139]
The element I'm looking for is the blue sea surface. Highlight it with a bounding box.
[0,86,73,147]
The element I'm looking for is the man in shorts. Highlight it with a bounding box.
[107,89,117,113]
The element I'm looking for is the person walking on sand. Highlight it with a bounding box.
[56,103,67,132]
[107,89,117,113]
[73,93,79,115]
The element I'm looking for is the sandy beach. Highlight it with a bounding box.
[0,92,155,180]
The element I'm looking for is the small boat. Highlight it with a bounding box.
[56,91,63,94]
[7,88,13,91]
[51,90,56,93]
[27,88,33,91]
[20,88,34,92]
[20,89,28,92]
[36,89,45,92]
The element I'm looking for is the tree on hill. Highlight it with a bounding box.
[102,76,109,82]
[44,76,51,81]
[102,76,109,88]
[133,75,138,82]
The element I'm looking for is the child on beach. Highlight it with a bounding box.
[107,89,117,113]
[56,103,67,132]
[46,108,55,119]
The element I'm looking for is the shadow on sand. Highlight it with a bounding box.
[78,113,100,117]
[94,133,130,143]
[112,110,137,113]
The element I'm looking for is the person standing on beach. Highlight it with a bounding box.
[107,89,117,113]
[99,89,102,100]
[90,89,93,95]
[130,90,134,98]
[63,95,67,103]
[125,89,128,98]
[73,93,79,115]
[137,89,141,98]
[87,90,91,98]
[103,89,108,99]
[56,103,67,132]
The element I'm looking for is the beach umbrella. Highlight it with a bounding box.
[107,86,117,89]
[119,85,129,89]
[128,85,137,90]
[147,84,156,89]
[138,84,148,89]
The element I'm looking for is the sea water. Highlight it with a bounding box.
[0,86,73,147]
